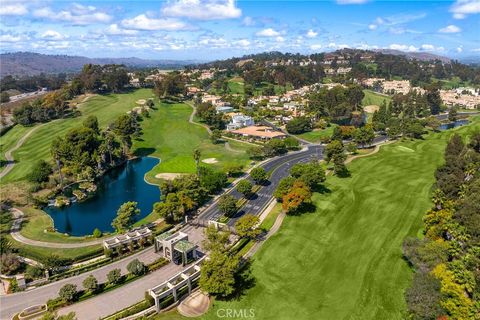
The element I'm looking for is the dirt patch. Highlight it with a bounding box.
[364,105,379,113]
[202,158,218,164]
[154,173,186,180]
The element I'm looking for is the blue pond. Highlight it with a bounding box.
[439,119,469,130]
[45,157,160,236]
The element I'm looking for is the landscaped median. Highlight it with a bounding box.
[37,258,169,317]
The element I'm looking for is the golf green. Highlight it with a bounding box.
[202,117,480,320]
[132,100,251,182]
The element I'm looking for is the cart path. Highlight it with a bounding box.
[10,208,103,248]
[0,124,45,180]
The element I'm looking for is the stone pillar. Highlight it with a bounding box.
[187,278,192,295]
[154,296,161,313]
[172,288,178,302]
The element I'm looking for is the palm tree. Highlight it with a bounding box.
[193,149,201,177]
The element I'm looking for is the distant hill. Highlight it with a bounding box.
[0,52,197,77]
[373,49,451,63]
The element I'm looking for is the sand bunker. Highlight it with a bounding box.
[202,158,218,164]
[364,105,379,113]
[136,99,147,105]
[155,173,186,180]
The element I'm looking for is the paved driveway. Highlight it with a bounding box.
[57,263,184,320]
[0,247,159,320]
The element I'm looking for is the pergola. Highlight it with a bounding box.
[103,226,152,250]
[149,256,206,312]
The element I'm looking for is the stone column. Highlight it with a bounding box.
[154,296,161,313]
[172,287,178,302]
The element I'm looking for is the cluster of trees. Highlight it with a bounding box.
[74,64,129,93]
[403,132,480,320]
[195,102,225,130]
[307,84,365,124]
[1,73,67,93]
[50,114,139,185]
[199,226,240,297]
[246,137,299,160]
[371,99,430,139]
[111,201,140,233]
[13,90,74,126]
[154,166,228,223]
[153,72,186,98]
[274,161,325,214]
[285,116,312,134]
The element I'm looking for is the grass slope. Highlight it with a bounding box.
[132,101,251,183]
[0,125,30,165]
[1,89,154,183]
[296,124,338,143]
[362,89,391,107]
[203,117,480,320]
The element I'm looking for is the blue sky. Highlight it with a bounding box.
[0,0,479,60]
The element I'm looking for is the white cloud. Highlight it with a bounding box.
[234,39,250,47]
[450,0,480,19]
[389,44,418,52]
[0,33,28,42]
[105,24,138,36]
[421,44,445,52]
[256,28,281,37]
[162,0,241,20]
[306,29,318,38]
[198,37,228,47]
[369,13,426,31]
[327,42,350,49]
[438,24,462,33]
[33,4,112,25]
[41,30,67,41]
[471,48,480,52]
[122,14,189,31]
[457,46,463,53]
[0,3,28,16]
[275,36,285,42]
[242,16,255,26]
[336,0,369,4]
[310,44,322,50]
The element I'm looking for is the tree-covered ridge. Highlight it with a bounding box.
[403,131,480,320]
[194,49,480,88]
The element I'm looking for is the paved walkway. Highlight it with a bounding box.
[0,124,45,179]
[10,208,103,248]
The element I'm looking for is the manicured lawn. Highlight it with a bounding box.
[362,89,391,106]
[132,100,251,183]
[228,78,244,94]
[0,125,30,165]
[296,125,338,143]
[6,235,102,262]
[1,89,154,184]
[203,117,480,320]
[19,207,109,243]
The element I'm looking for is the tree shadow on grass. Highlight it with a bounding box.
[219,259,256,302]
[287,202,317,216]
[312,184,332,194]
[134,147,156,157]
